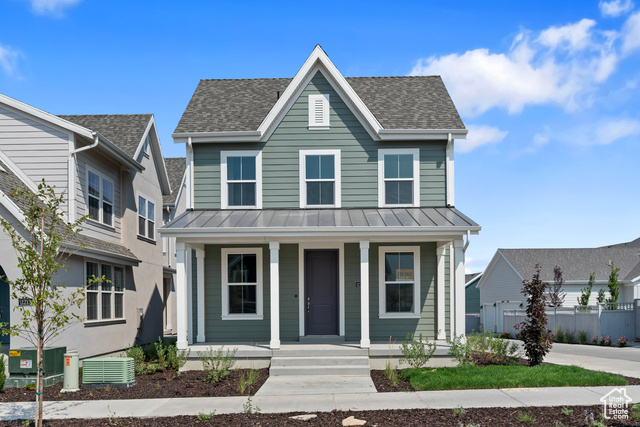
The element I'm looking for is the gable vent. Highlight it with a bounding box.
[308,94,330,129]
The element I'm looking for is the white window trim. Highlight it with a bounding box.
[378,246,421,319]
[137,193,156,241]
[220,150,263,209]
[86,167,115,227]
[308,94,330,130]
[85,261,125,323]
[377,148,420,208]
[299,149,341,208]
[221,247,264,320]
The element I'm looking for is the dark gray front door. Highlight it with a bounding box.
[304,250,338,335]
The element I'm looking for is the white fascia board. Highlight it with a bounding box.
[0,151,39,193]
[0,93,94,140]
[256,45,382,141]
[475,251,506,290]
[94,132,144,172]
[172,131,262,144]
[163,170,187,208]
[67,245,140,266]
[378,129,468,141]
[136,117,171,195]
[465,272,483,288]
[0,188,26,225]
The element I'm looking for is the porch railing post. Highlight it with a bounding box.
[175,241,188,350]
[360,241,370,349]
[269,242,280,349]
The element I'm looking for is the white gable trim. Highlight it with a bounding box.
[0,151,39,194]
[133,116,171,195]
[476,250,523,290]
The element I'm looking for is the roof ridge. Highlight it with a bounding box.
[58,113,153,117]
[197,76,442,81]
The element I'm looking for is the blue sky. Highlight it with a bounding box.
[1,0,639,273]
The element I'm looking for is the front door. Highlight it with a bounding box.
[304,250,338,335]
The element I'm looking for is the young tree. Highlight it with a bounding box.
[597,287,606,304]
[518,264,553,366]
[577,272,595,308]
[0,181,88,427]
[606,262,620,307]
[547,265,566,307]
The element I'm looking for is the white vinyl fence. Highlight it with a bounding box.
[502,300,639,341]
[466,313,480,333]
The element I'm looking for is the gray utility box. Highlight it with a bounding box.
[6,347,66,388]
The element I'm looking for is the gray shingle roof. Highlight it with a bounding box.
[163,157,186,205]
[0,160,138,263]
[162,207,479,232]
[59,114,152,158]
[174,76,464,134]
[499,241,640,283]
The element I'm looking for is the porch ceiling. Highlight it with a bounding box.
[159,207,480,239]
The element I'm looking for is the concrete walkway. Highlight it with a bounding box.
[0,385,639,420]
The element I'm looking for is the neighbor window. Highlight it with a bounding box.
[221,151,262,209]
[138,195,155,240]
[221,248,263,320]
[378,246,421,318]
[378,149,419,207]
[87,169,114,226]
[299,150,341,207]
[86,261,125,321]
[308,94,330,129]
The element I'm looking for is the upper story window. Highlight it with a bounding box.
[86,261,125,322]
[221,248,263,320]
[138,195,155,240]
[87,169,114,226]
[308,94,330,130]
[221,150,262,209]
[299,149,341,208]
[378,246,421,319]
[378,149,420,207]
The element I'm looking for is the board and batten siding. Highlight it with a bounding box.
[193,71,447,209]
[0,104,70,212]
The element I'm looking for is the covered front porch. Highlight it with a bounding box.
[159,207,480,351]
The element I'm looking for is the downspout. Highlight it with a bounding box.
[446,132,454,207]
[463,230,470,253]
[187,137,194,209]
[68,132,99,222]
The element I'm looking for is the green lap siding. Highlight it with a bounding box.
[193,71,447,209]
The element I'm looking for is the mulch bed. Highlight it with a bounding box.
[0,369,269,402]
[2,405,639,426]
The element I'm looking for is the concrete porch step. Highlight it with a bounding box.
[298,335,345,344]
[270,355,369,367]
[269,365,371,376]
[273,347,368,357]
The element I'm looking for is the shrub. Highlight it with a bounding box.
[555,329,565,343]
[154,338,190,381]
[617,336,628,347]
[577,331,587,344]
[400,333,436,369]
[199,346,237,384]
[0,355,5,392]
[591,336,599,345]
[384,361,399,387]
[600,336,612,347]
[25,382,36,391]
[565,332,575,344]
[517,264,553,366]
[238,368,261,395]
[125,346,147,376]
[447,330,520,366]
[500,332,511,339]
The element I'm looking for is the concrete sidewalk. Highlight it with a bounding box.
[0,385,639,420]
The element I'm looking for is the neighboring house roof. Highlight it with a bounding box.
[497,240,640,283]
[59,114,153,158]
[163,157,186,206]
[161,207,480,237]
[465,273,482,288]
[0,159,138,264]
[175,76,464,134]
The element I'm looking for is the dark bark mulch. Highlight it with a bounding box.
[370,369,413,392]
[0,369,269,402]
[3,405,639,426]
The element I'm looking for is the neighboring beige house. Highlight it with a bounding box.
[0,93,176,357]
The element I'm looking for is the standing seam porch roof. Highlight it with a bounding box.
[161,207,479,233]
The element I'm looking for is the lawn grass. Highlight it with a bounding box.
[402,364,628,391]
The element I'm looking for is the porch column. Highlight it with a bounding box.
[186,247,193,345]
[195,248,206,343]
[453,238,466,338]
[360,241,370,349]
[449,244,455,340]
[175,241,188,350]
[269,242,280,349]
[436,244,447,340]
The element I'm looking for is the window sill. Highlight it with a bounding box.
[378,313,421,320]
[137,235,157,245]
[84,318,126,326]
[86,219,116,232]
[307,126,330,131]
[221,315,263,321]
[222,206,260,210]
[379,204,420,209]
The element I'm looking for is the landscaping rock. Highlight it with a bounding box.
[289,414,317,421]
[342,415,367,426]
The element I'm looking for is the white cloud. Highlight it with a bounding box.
[26,0,82,16]
[600,0,634,17]
[0,43,19,76]
[458,125,508,153]
[411,19,620,117]
[595,118,640,144]
[622,11,640,53]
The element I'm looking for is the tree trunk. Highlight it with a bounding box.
[36,320,43,427]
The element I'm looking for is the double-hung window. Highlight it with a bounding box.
[86,261,125,321]
[378,246,421,318]
[87,169,114,226]
[138,196,155,240]
[221,248,263,320]
[299,149,341,207]
[221,151,262,209]
[378,149,420,207]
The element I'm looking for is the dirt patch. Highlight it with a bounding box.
[370,369,412,392]
[0,369,269,402]
[2,405,638,426]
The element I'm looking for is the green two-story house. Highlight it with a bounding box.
[160,46,480,351]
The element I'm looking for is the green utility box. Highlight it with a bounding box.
[6,346,66,388]
[82,357,135,388]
